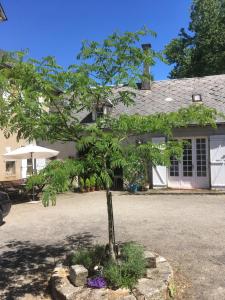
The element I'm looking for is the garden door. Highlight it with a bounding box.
[168,137,209,189]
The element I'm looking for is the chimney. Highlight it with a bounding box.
[141,43,151,90]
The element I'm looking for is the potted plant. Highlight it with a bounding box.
[79,177,84,193]
[90,176,96,192]
[96,177,102,191]
[85,178,91,192]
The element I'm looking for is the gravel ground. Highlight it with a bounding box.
[1,191,225,300]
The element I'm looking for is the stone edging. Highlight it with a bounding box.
[51,251,173,300]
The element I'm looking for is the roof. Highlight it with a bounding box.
[0,3,7,22]
[109,74,225,123]
[78,74,225,123]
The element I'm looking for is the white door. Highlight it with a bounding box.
[168,137,209,189]
[210,135,225,189]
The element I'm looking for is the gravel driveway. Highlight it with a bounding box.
[1,192,225,300]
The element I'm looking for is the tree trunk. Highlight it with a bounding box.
[106,189,116,260]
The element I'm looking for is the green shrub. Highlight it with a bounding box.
[104,243,146,289]
[71,245,105,273]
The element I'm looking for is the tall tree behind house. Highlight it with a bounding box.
[165,0,225,78]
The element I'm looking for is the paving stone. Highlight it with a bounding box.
[69,265,88,287]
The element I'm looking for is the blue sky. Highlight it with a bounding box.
[0,0,192,80]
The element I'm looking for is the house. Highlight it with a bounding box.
[108,74,225,190]
[0,7,48,182]
[0,5,30,182]
[0,12,31,182]
[0,50,45,181]
[40,71,225,190]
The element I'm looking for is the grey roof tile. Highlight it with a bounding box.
[109,74,225,122]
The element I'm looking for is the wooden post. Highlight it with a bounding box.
[106,189,116,260]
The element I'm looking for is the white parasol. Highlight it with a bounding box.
[4,144,59,201]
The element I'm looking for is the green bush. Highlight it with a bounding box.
[103,243,146,289]
[71,245,105,273]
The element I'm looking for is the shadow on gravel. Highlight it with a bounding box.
[0,232,95,299]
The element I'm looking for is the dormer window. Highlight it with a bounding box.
[92,102,113,122]
[192,94,202,102]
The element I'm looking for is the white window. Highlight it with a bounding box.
[27,158,33,175]
[5,161,16,175]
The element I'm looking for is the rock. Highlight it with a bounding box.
[144,251,157,268]
[51,266,82,300]
[122,296,136,300]
[52,266,69,278]
[157,261,173,283]
[15,294,51,300]
[134,278,167,300]
[146,268,159,279]
[108,288,130,299]
[156,256,166,264]
[87,288,108,299]
[69,265,88,287]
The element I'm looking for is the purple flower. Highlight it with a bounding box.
[87,276,107,289]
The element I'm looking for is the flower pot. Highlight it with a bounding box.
[129,184,138,193]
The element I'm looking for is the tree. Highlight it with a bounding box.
[165,0,225,78]
[0,28,219,259]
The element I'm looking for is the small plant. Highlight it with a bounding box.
[79,177,84,192]
[71,248,93,269]
[96,176,103,190]
[103,243,146,289]
[168,279,177,298]
[90,176,96,191]
[71,245,105,273]
[87,277,107,288]
[85,178,91,192]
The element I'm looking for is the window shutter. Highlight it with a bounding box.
[152,137,167,188]
[36,159,46,172]
[210,135,225,189]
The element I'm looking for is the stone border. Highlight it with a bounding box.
[51,251,173,300]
